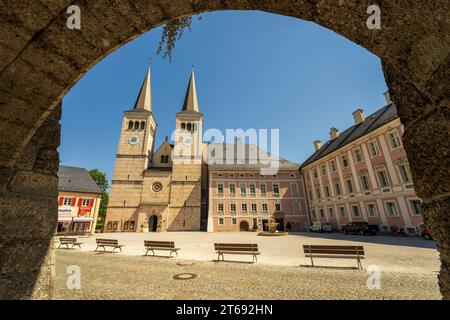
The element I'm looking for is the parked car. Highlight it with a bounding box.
[421,228,433,240]
[310,222,333,233]
[389,226,407,237]
[342,222,379,236]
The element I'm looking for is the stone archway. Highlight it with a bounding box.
[0,1,448,299]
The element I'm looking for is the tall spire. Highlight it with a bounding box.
[133,66,152,111]
[182,66,199,112]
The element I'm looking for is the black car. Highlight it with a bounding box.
[342,222,379,236]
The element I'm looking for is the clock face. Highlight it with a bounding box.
[128,135,140,145]
[183,137,193,146]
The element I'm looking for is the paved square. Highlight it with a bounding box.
[55,232,440,299]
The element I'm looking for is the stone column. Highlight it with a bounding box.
[384,62,450,299]
[0,104,61,299]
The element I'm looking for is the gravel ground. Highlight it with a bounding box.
[55,250,441,300]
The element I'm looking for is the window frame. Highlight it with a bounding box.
[366,203,378,217]
[368,140,380,157]
[385,201,399,216]
[388,130,402,149]
[217,183,224,196]
[351,205,361,217]
[353,148,363,163]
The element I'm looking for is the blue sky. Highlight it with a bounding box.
[60,11,388,183]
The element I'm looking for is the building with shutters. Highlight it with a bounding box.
[58,166,103,235]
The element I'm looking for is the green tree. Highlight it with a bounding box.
[89,169,109,230]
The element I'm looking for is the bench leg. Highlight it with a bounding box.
[357,258,363,270]
[145,248,149,256]
[310,256,314,267]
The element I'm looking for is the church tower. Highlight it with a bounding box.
[168,68,204,231]
[106,67,157,223]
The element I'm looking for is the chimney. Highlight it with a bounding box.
[330,127,340,140]
[313,140,322,151]
[352,108,365,125]
[384,91,392,105]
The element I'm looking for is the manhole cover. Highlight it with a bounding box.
[176,262,195,267]
[173,273,198,280]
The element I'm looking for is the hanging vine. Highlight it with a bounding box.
[157,17,193,62]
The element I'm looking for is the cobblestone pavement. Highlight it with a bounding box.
[55,250,441,300]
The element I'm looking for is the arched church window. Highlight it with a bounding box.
[134,121,140,130]
[187,123,192,132]
[128,121,133,130]
[140,121,146,130]
[181,123,186,131]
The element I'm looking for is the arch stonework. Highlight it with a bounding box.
[0,0,448,299]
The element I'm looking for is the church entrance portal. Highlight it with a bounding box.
[149,215,158,232]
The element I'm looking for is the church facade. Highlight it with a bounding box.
[105,68,207,233]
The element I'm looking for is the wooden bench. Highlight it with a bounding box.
[95,238,124,253]
[144,241,180,257]
[215,243,260,263]
[58,237,82,249]
[303,245,365,270]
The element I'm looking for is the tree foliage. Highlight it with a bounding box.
[157,16,193,61]
[89,169,109,226]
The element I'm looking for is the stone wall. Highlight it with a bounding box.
[0,104,61,299]
[0,0,448,299]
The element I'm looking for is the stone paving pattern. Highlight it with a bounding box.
[55,250,440,300]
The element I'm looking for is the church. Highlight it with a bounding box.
[104,67,309,233]
[105,67,209,233]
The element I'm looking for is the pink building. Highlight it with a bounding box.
[301,93,424,235]
[207,144,309,232]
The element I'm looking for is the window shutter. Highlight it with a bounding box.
[77,198,82,207]
[58,197,64,206]
[89,199,94,207]
[72,198,76,206]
